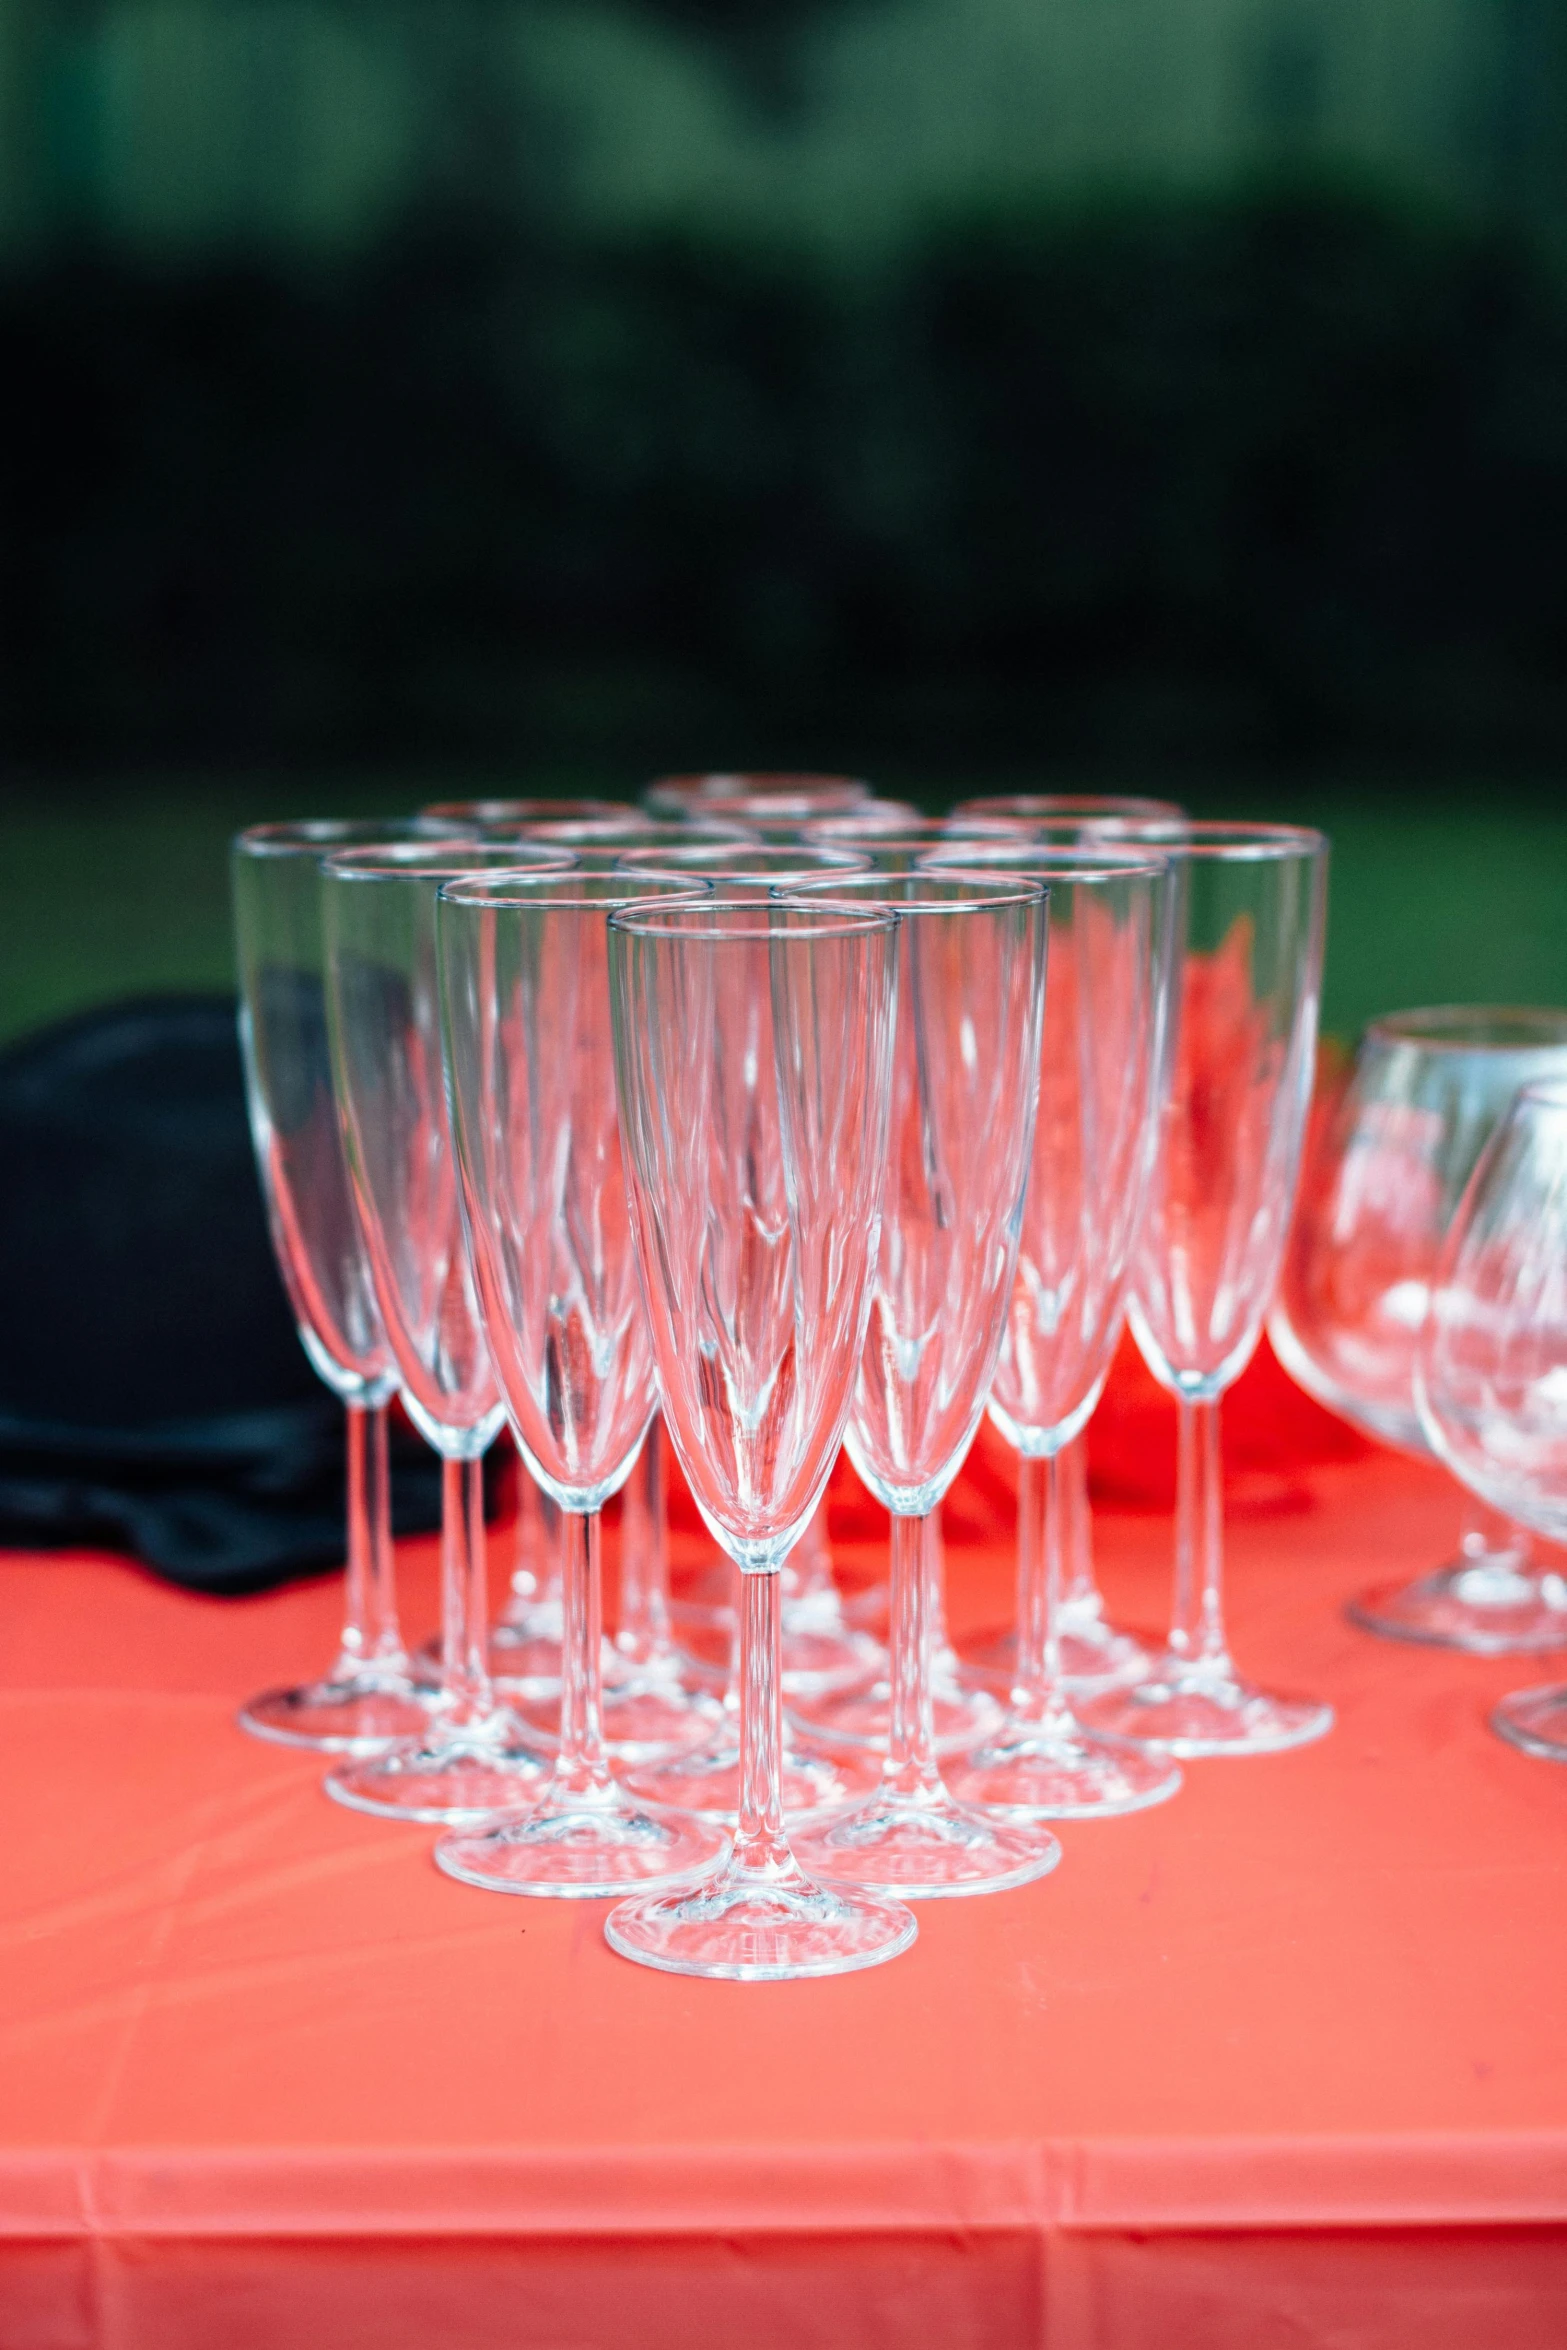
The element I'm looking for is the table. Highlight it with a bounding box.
[3,1372,1566,2349]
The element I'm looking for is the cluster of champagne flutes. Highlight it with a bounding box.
[233,779,1332,1980]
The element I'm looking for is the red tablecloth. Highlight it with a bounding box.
[4,1348,1566,2348]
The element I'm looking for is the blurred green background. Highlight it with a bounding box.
[2,0,1565,1037]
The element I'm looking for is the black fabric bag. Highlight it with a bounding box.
[0,995,439,1592]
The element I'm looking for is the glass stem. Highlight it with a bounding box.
[1170,1394,1229,1671]
[1061,1431,1101,1615]
[1010,1452,1076,1732]
[786,1501,836,1607]
[509,1446,548,1605]
[553,1509,613,1798]
[883,1512,944,1803]
[440,1455,492,1726]
[617,1419,672,1666]
[731,1569,794,1879]
[927,1512,953,1662]
[342,1400,403,1671]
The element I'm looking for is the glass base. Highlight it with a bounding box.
[946,1717,1182,1817]
[793,1657,1002,1759]
[778,1620,884,1701]
[959,1612,1152,1697]
[323,1713,551,1824]
[789,1785,1062,1899]
[434,1781,729,1899]
[605,1859,917,1980]
[622,1726,880,1820]
[670,1566,885,1700]
[1491,1683,1567,1761]
[484,1628,565,1700]
[1348,1560,1567,1655]
[238,1662,430,1755]
[513,1667,722,1766]
[1078,1658,1333,1757]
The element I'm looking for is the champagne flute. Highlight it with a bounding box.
[319,842,569,1820]
[1079,823,1333,1756]
[433,873,729,1897]
[233,819,439,1752]
[920,842,1181,1816]
[603,896,917,1976]
[783,871,1063,1898]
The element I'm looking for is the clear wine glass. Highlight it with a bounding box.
[781,871,1063,1898]
[433,872,730,1897]
[316,843,572,1819]
[232,819,439,1753]
[603,895,917,1977]
[642,772,871,820]
[1417,1079,1567,1761]
[1079,823,1333,1757]
[912,844,1182,1817]
[1272,1008,1567,1652]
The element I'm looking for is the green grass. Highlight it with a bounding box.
[0,773,1562,1047]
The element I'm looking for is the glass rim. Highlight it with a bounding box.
[518,817,723,841]
[799,823,1012,849]
[918,842,1169,882]
[1105,819,1326,860]
[1516,1075,1567,1109]
[647,771,871,799]
[236,818,461,859]
[779,870,1048,915]
[952,792,1187,819]
[417,796,630,824]
[438,870,710,912]
[799,804,927,835]
[323,841,575,880]
[607,894,899,941]
[1368,1004,1567,1051]
[611,842,871,871]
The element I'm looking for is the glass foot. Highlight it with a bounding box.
[789,1786,1061,1899]
[959,1613,1152,1696]
[670,1568,884,1700]
[1348,1560,1567,1655]
[1078,1659,1333,1757]
[484,1629,564,1700]
[779,1618,883,1701]
[238,1662,430,1755]
[622,1727,879,1820]
[605,1858,917,1980]
[323,1713,551,1824]
[1491,1682,1567,1761]
[794,1657,1002,1758]
[434,1781,729,1898]
[947,1719,1182,1817]
[513,1667,722,1766]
